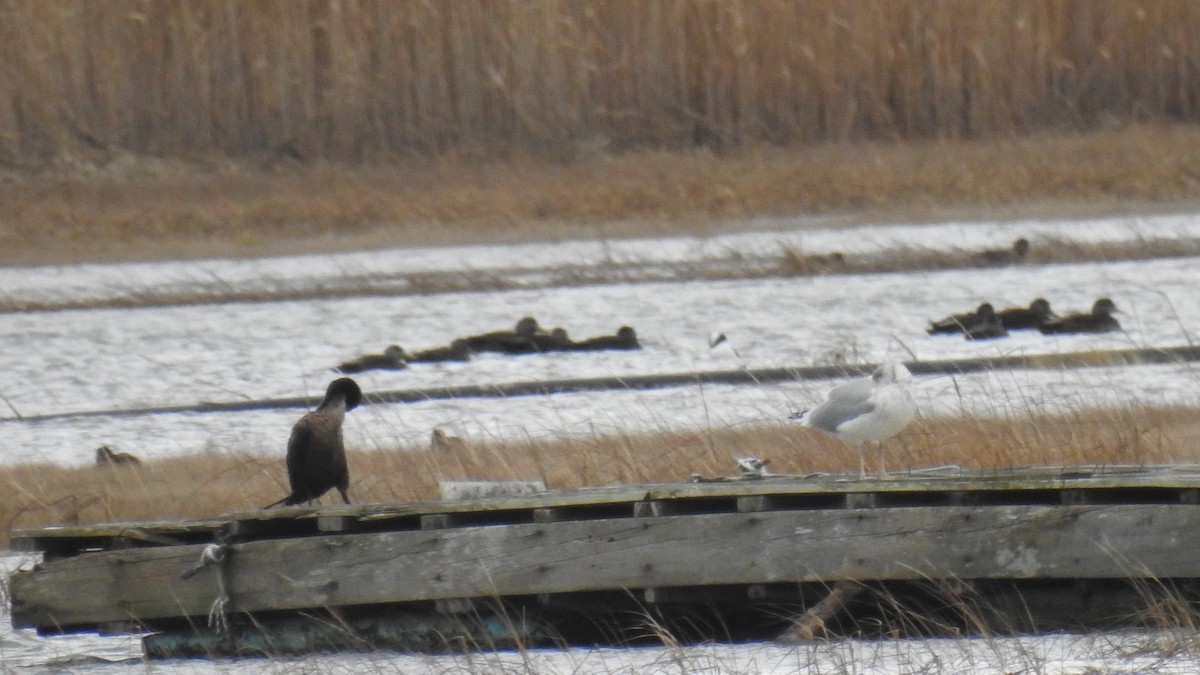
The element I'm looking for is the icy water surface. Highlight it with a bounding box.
[2,284,1200,464]
[4,211,1200,306]
[3,214,1200,465]
[10,634,1200,674]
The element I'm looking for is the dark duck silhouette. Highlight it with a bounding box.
[997,298,1058,330]
[963,307,1008,341]
[266,377,362,508]
[528,327,572,352]
[408,339,472,363]
[464,317,543,353]
[927,303,996,335]
[334,345,407,374]
[95,444,141,466]
[1038,298,1121,334]
[567,325,641,351]
[974,237,1030,266]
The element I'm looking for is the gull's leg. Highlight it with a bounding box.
[858,447,866,479]
[878,443,887,477]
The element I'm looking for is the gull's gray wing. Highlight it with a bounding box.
[802,378,876,433]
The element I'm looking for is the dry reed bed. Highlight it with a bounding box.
[5,405,1199,549]
[5,124,1200,267]
[4,1,1200,162]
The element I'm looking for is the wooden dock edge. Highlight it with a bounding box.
[11,469,1200,656]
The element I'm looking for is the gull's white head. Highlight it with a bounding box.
[872,361,912,385]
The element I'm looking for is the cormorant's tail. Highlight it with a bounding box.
[263,494,298,509]
[264,490,350,509]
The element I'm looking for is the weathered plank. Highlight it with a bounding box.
[14,467,1200,557]
[438,480,546,500]
[220,468,1200,526]
[12,503,1199,632]
[9,520,227,558]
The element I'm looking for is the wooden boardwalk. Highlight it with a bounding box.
[11,465,1200,656]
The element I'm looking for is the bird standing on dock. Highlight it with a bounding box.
[265,377,362,508]
[790,361,916,478]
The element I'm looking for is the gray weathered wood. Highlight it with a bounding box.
[17,467,1200,553]
[844,493,877,509]
[316,515,357,532]
[10,520,226,552]
[438,480,546,500]
[12,503,1200,632]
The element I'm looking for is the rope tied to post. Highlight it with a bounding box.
[181,542,232,634]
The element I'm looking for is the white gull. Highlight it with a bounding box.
[790,361,917,478]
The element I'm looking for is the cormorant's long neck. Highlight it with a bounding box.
[318,394,348,413]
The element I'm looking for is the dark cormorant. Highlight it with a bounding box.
[265,377,362,508]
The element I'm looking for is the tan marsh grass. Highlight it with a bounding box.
[4,405,1199,549]
[4,124,1200,267]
